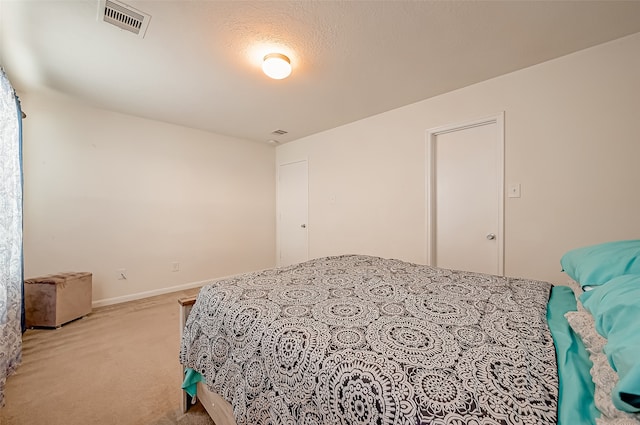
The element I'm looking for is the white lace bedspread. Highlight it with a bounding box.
[179,255,557,425]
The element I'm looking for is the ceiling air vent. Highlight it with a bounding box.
[99,0,151,38]
[271,129,288,135]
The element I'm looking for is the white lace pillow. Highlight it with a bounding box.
[565,310,640,424]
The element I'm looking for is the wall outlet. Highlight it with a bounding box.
[171,262,180,272]
[507,183,521,198]
[117,269,127,280]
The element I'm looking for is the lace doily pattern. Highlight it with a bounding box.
[311,297,379,328]
[331,327,367,350]
[409,367,478,421]
[317,350,416,425]
[180,255,557,425]
[380,302,406,316]
[405,294,481,326]
[450,325,489,349]
[482,310,555,362]
[427,281,492,301]
[354,276,409,303]
[458,345,558,425]
[242,355,268,399]
[199,285,244,336]
[280,305,311,318]
[261,317,330,404]
[366,316,459,368]
[268,285,330,305]
[224,298,281,363]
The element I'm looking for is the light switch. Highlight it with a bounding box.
[508,183,521,198]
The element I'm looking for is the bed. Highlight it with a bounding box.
[179,247,640,425]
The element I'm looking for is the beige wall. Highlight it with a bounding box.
[277,32,640,285]
[22,93,276,304]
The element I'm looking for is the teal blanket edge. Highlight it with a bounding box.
[182,367,203,398]
[547,285,599,425]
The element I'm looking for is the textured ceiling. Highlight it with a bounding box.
[2,0,640,144]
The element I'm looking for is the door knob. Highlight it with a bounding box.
[486,233,496,240]
[301,224,306,229]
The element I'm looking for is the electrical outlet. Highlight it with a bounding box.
[508,183,521,198]
[171,262,180,272]
[117,269,127,280]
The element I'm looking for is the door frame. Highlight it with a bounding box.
[276,158,309,267]
[425,112,505,275]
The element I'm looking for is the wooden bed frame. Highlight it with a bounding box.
[179,296,237,425]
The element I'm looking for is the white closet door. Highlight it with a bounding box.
[277,160,309,267]
[427,115,504,275]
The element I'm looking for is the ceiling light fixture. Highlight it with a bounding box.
[262,53,292,80]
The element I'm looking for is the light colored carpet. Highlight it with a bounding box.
[0,288,216,425]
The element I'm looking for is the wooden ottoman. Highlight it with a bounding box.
[24,272,92,328]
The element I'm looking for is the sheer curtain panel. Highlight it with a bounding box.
[0,68,23,407]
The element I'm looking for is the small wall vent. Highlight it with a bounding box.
[99,0,151,38]
[271,129,288,135]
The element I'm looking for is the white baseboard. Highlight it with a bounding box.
[92,278,213,308]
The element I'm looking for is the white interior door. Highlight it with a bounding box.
[277,160,309,267]
[426,114,504,275]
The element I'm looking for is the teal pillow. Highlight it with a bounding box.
[561,240,640,287]
[580,274,640,413]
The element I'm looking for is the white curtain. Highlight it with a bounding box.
[0,68,23,407]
